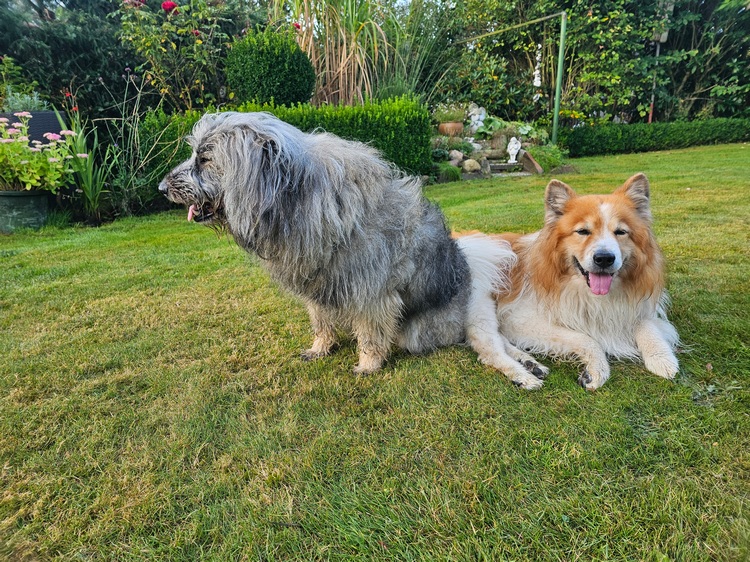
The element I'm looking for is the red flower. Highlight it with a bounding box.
[71,106,78,112]
[65,92,72,98]
[192,29,200,36]
[293,22,301,30]
[161,1,178,13]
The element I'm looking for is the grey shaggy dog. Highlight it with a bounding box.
[159,111,547,386]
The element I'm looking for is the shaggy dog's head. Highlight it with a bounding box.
[160,112,310,228]
[540,173,663,297]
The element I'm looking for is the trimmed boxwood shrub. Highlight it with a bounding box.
[226,28,316,107]
[139,97,433,194]
[558,118,750,157]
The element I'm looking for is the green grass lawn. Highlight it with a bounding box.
[1,143,748,561]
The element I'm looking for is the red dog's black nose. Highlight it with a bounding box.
[593,252,616,268]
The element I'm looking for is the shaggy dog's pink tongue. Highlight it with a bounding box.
[589,273,613,295]
[187,204,196,221]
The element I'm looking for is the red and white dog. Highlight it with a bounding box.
[489,173,680,390]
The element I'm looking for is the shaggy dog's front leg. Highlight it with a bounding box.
[301,302,338,361]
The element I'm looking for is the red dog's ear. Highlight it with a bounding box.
[618,173,652,223]
[544,179,575,225]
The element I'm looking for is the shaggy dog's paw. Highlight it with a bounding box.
[301,349,326,361]
[352,352,385,375]
[643,353,679,380]
[523,360,550,380]
[353,364,379,376]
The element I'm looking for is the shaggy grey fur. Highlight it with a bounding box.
[159,111,544,381]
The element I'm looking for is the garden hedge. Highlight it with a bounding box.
[558,118,750,157]
[226,28,316,107]
[139,96,433,194]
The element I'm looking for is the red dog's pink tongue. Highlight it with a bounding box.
[589,273,613,295]
[187,204,196,222]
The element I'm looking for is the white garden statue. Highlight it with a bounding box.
[507,136,522,164]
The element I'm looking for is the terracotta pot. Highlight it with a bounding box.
[438,121,465,137]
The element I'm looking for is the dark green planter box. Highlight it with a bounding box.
[0,190,49,233]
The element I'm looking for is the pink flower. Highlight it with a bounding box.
[76,153,89,159]
[60,130,76,136]
[12,122,23,128]
[6,128,19,134]
[48,158,59,163]
[29,147,41,152]
[19,136,28,142]
[0,117,8,123]
[0,139,14,144]
[13,111,31,118]
[43,132,62,141]
[161,1,178,13]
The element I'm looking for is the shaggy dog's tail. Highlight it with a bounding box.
[456,233,516,296]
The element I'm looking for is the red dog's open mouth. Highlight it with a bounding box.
[574,258,614,296]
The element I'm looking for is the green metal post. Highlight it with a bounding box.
[552,11,567,145]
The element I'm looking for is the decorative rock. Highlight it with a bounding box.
[519,149,544,174]
[474,149,507,161]
[549,164,579,175]
[507,136,522,164]
[489,133,508,152]
[448,150,464,162]
[448,158,462,168]
[461,158,481,173]
[480,157,491,178]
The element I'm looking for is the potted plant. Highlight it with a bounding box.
[0,112,77,233]
[433,103,467,137]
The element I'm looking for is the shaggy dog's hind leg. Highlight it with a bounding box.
[302,302,338,361]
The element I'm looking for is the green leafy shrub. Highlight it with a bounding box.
[226,27,316,106]
[431,136,474,155]
[139,97,432,194]
[526,144,568,173]
[431,148,449,162]
[559,119,750,157]
[433,162,462,183]
[119,0,228,111]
